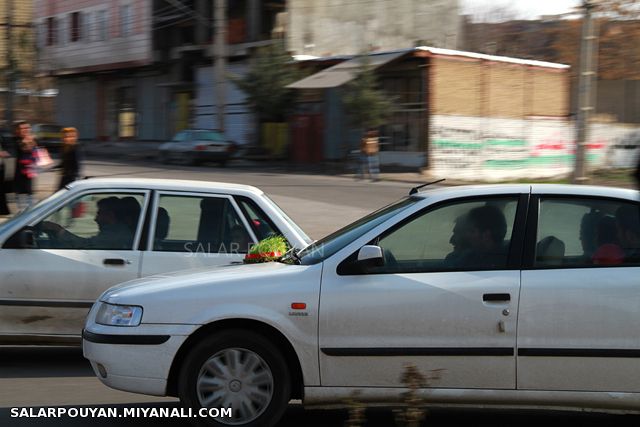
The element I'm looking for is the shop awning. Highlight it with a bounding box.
[287,50,408,89]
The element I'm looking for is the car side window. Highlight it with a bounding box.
[153,195,253,254]
[370,197,519,274]
[235,197,281,241]
[31,192,145,250]
[535,197,640,268]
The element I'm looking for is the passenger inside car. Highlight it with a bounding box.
[615,205,640,263]
[455,205,508,269]
[41,196,132,249]
[153,207,171,250]
[444,213,472,267]
[579,209,602,260]
[591,215,624,265]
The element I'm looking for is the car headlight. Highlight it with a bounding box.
[95,302,143,327]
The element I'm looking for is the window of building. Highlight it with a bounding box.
[70,12,82,42]
[96,10,108,41]
[59,15,67,46]
[46,17,57,46]
[84,11,93,42]
[120,4,133,37]
[38,21,47,48]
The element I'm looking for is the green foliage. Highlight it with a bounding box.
[231,43,302,122]
[342,56,394,131]
[244,235,289,263]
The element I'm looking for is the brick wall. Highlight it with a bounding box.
[0,0,35,71]
[431,56,569,119]
[431,58,483,116]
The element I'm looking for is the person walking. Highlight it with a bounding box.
[13,121,37,211]
[359,129,380,181]
[0,133,11,215]
[57,127,81,190]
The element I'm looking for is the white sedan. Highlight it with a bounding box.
[83,184,640,426]
[0,178,311,345]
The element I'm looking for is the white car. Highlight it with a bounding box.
[0,178,311,345]
[83,184,640,426]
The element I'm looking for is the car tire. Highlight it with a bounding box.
[178,329,291,427]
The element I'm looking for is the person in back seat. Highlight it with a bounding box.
[591,215,624,265]
[457,205,508,269]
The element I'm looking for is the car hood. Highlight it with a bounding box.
[99,261,323,325]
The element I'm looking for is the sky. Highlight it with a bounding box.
[461,0,582,20]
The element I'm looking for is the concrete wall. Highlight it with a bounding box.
[288,0,459,57]
[431,57,569,119]
[430,114,640,181]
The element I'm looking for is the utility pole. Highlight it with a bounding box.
[572,0,597,184]
[5,0,13,127]
[213,0,226,131]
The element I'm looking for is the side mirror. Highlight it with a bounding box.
[357,245,384,268]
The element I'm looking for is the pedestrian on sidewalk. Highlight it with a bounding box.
[13,121,38,211]
[0,135,10,215]
[56,127,81,190]
[358,129,380,181]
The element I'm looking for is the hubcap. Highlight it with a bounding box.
[196,347,274,425]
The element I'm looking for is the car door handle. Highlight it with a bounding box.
[103,258,128,266]
[483,293,511,302]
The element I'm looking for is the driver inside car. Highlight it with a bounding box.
[40,196,133,250]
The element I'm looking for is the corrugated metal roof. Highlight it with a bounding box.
[286,51,407,89]
[418,46,570,69]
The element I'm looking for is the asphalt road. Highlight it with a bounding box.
[2,159,639,426]
[30,158,418,239]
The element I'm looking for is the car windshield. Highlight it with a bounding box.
[295,196,420,265]
[0,188,69,234]
[193,131,225,142]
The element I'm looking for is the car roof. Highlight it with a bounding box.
[67,178,263,196]
[414,183,639,202]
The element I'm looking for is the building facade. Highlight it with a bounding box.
[35,0,284,142]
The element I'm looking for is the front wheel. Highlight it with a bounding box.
[178,330,291,427]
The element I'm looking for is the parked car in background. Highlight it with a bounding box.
[0,177,311,345]
[84,184,640,426]
[159,129,238,166]
[32,123,63,152]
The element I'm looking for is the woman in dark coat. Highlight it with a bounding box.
[58,127,81,190]
[0,137,10,215]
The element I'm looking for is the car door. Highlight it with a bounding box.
[319,195,526,389]
[139,191,257,276]
[0,190,149,340]
[518,194,640,392]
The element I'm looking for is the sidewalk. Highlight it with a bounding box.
[80,140,458,185]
